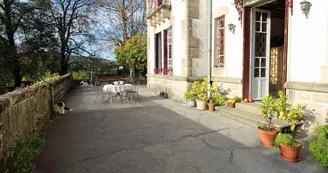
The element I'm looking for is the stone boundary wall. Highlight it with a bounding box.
[286,81,328,130]
[0,73,72,169]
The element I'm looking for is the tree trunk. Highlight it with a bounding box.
[60,46,67,75]
[13,62,22,88]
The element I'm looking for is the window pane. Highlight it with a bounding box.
[256,12,261,21]
[262,13,268,22]
[262,23,267,32]
[256,22,261,32]
[261,58,266,67]
[261,68,266,77]
[255,58,260,67]
[255,33,267,57]
[254,68,260,77]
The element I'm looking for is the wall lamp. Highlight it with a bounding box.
[300,0,312,19]
[228,23,236,34]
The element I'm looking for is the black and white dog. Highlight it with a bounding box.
[55,101,73,115]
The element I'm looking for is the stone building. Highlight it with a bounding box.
[146,0,328,126]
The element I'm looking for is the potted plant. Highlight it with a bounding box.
[208,99,215,111]
[226,98,236,108]
[192,78,208,110]
[257,95,279,147]
[275,90,291,120]
[208,84,219,112]
[184,90,196,107]
[274,133,303,162]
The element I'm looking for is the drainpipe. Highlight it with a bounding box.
[207,0,213,99]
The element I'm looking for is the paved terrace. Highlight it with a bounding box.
[33,86,327,173]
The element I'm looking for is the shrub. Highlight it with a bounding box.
[7,134,45,173]
[313,125,328,139]
[274,133,302,150]
[309,125,328,167]
[184,90,197,100]
[72,71,90,80]
[213,95,225,106]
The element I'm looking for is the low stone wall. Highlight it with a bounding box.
[286,81,328,131]
[0,74,72,169]
[212,77,243,98]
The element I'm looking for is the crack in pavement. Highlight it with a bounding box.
[63,126,247,171]
[229,149,234,163]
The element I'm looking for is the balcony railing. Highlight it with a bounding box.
[147,0,171,14]
[154,68,173,75]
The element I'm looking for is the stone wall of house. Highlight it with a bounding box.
[0,74,72,169]
[147,75,191,102]
[212,77,243,98]
[286,82,328,131]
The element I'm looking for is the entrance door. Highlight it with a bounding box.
[251,9,271,100]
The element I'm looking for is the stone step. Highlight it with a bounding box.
[218,107,300,129]
[235,102,262,115]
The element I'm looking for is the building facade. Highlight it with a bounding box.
[146,0,328,126]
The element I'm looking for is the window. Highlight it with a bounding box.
[168,29,172,69]
[154,29,173,75]
[215,15,225,68]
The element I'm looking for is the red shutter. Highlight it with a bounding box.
[154,34,158,71]
[163,30,168,74]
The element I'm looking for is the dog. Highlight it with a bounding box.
[54,101,72,115]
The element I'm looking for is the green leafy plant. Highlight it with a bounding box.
[275,90,291,120]
[7,134,45,173]
[309,136,328,167]
[72,70,90,80]
[191,78,209,101]
[184,90,197,100]
[274,133,302,149]
[309,125,328,167]
[227,98,236,105]
[287,104,306,131]
[313,125,328,139]
[258,95,276,131]
[32,72,60,86]
[213,95,225,106]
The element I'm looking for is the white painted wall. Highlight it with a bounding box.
[288,0,328,82]
[211,0,243,79]
[147,0,186,76]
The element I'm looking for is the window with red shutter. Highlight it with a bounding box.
[215,15,225,68]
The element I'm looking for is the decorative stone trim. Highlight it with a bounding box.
[212,77,242,84]
[147,74,206,82]
[285,81,328,94]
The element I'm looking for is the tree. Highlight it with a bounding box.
[43,0,97,75]
[114,32,147,77]
[99,0,146,47]
[0,0,55,87]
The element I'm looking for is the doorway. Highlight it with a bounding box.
[249,0,286,99]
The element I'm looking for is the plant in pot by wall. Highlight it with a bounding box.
[286,104,307,131]
[184,89,197,107]
[208,99,215,111]
[274,133,303,162]
[208,84,220,112]
[192,78,208,110]
[213,95,226,106]
[258,95,279,147]
[309,125,328,167]
[226,98,236,108]
[275,90,291,120]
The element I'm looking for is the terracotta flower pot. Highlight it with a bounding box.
[227,104,235,108]
[208,103,215,111]
[248,97,253,103]
[280,143,301,162]
[196,100,207,110]
[257,128,279,147]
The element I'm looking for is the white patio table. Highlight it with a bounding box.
[103,84,133,93]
